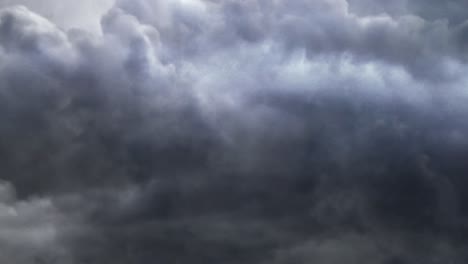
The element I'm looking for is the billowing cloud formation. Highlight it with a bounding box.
[1,0,468,263]
[0,0,114,33]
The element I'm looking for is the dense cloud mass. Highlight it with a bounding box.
[1,0,468,263]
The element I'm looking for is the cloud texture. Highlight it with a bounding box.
[1,0,468,263]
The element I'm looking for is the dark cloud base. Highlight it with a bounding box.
[1,1,468,263]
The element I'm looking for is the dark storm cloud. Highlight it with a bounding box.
[0,5,218,197]
[1,0,468,263]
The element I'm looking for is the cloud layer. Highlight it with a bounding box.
[1,0,468,263]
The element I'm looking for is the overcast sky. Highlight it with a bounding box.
[1,0,468,263]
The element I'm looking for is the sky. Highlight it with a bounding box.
[0,0,468,263]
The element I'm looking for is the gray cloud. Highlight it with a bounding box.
[0,180,76,264]
[0,0,114,33]
[113,0,468,80]
[1,1,468,263]
[349,0,468,24]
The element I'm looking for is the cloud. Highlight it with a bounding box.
[346,0,468,25]
[0,0,114,33]
[0,181,75,264]
[1,0,468,263]
[112,0,468,81]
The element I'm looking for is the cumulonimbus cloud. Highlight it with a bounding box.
[1,1,468,263]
